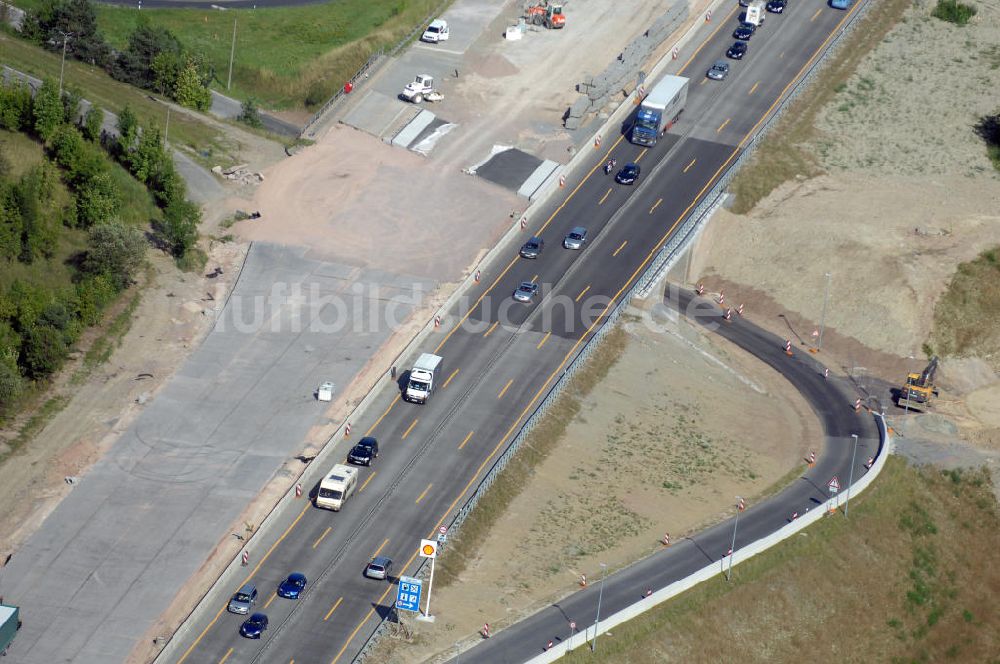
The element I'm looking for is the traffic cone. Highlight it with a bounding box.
[579,574,587,587]
[696,283,705,296]
[737,303,744,316]
[854,398,862,412]
[662,533,670,546]
[482,623,490,639]
[724,308,733,322]
[784,340,793,355]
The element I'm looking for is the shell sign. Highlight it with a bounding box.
[419,539,438,559]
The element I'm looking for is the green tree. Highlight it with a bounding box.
[0,185,22,260]
[0,356,22,415]
[173,58,211,111]
[149,159,185,207]
[0,82,34,131]
[22,0,111,67]
[75,274,117,325]
[110,23,182,90]
[238,98,263,129]
[161,197,200,256]
[81,103,103,142]
[32,79,64,142]
[21,324,68,379]
[49,122,86,169]
[84,221,146,288]
[151,51,183,97]
[130,123,164,183]
[61,87,81,124]
[76,171,122,228]
[116,104,139,155]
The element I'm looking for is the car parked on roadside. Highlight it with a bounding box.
[733,22,756,40]
[348,437,379,466]
[563,227,588,250]
[513,281,539,303]
[706,61,730,81]
[277,572,307,600]
[766,0,787,12]
[830,0,850,8]
[727,41,748,60]
[365,556,393,580]
[519,236,544,259]
[240,613,268,639]
[615,162,641,185]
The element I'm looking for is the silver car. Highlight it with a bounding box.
[513,281,539,303]
[365,556,393,580]
[707,61,730,81]
[228,582,257,614]
[563,227,587,250]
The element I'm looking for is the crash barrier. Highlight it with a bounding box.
[353,0,877,659]
[300,0,451,139]
[522,413,891,663]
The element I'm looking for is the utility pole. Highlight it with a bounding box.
[227,16,238,91]
[57,31,74,96]
[817,272,832,351]
[164,107,170,146]
[845,434,859,518]
[592,562,607,652]
[727,496,745,581]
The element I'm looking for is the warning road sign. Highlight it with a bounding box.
[828,476,841,493]
[439,525,447,535]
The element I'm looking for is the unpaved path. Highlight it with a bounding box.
[368,313,820,662]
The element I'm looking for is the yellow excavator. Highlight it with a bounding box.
[898,356,940,411]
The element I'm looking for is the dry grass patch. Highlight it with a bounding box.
[930,246,1000,369]
[728,0,912,213]
[563,458,1000,663]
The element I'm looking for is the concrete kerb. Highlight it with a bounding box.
[524,413,893,663]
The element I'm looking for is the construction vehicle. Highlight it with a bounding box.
[897,356,940,411]
[525,1,566,29]
[400,75,444,104]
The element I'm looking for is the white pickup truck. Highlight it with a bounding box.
[400,74,444,103]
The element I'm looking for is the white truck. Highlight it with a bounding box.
[405,353,444,404]
[400,74,444,104]
[421,19,450,43]
[745,0,766,26]
[315,464,358,511]
[631,75,689,147]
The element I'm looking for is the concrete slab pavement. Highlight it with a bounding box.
[1,243,434,664]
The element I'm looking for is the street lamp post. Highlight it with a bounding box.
[227,16,238,91]
[845,434,859,518]
[592,562,607,652]
[57,31,74,96]
[817,272,832,351]
[726,496,745,581]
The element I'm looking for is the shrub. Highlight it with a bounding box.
[931,0,977,25]
[32,79,64,142]
[75,274,118,326]
[238,98,263,129]
[160,197,200,256]
[21,324,68,379]
[0,82,33,131]
[0,356,22,415]
[84,221,147,288]
[975,112,1000,171]
[76,171,122,228]
[81,104,104,142]
[173,58,211,111]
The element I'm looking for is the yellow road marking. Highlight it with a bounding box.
[312,526,331,549]
[635,147,649,162]
[598,188,612,205]
[613,240,628,257]
[530,274,539,283]
[359,471,376,493]
[483,321,499,338]
[323,597,343,622]
[683,158,696,173]
[575,285,591,302]
[717,118,730,133]
[365,396,399,437]
[497,379,513,399]
[442,368,459,388]
[334,6,868,662]
[680,4,741,73]
[811,8,822,20]
[263,592,277,609]
[219,648,233,664]
[536,331,552,349]
[699,77,708,86]
[749,81,759,95]
[401,418,418,440]
[178,504,310,664]
[458,430,474,450]
[415,483,433,504]
[649,198,662,214]
[371,538,389,558]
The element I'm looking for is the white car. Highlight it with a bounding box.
[422,19,450,43]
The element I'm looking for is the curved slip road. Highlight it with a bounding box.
[164,0,875,662]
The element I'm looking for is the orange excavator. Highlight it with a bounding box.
[525,1,566,29]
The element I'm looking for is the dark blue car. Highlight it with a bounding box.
[240,612,268,638]
[277,572,307,599]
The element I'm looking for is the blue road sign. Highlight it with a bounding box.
[396,575,422,612]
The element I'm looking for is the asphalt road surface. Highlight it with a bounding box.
[450,286,882,663]
[168,1,873,662]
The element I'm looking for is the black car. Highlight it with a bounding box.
[348,436,379,466]
[615,162,641,185]
[240,613,268,639]
[766,0,786,11]
[519,236,544,259]
[733,22,755,40]
[727,41,748,60]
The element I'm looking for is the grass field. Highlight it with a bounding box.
[930,246,1000,369]
[727,0,911,214]
[562,458,1000,663]
[59,0,445,109]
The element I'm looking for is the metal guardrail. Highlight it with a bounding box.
[300,0,453,139]
[352,0,877,660]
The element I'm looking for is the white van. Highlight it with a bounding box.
[745,0,766,25]
[421,19,449,43]
[315,464,359,511]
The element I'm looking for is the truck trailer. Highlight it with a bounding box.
[1,604,20,656]
[405,353,444,404]
[630,75,689,147]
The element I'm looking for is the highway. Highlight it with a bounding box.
[450,287,882,662]
[170,0,872,662]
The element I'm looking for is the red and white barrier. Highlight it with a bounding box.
[434,315,441,328]
[854,398,862,412]
[718,290,725,305]
[546,640,554,650]
[579,574,587,587]
[241,550,249,566]
[737,303,744,316]
[595,135,602,149]
[559,174,566,188]
[824,368,829,379]
[344,422,352,437]
[724,308,732,321]
[784,340,792,354]
[696,283,704,296]
[706,9,712,21]
[295,483,302,498]
[672,46,679,59]
[645,588,652,597]
[662,533,670,546]
[808,451,816,466]
[866,456,874,469]
[482,623,490,639]
[520,216,528,230]
[791,511,799,520]
[474,269,481,284]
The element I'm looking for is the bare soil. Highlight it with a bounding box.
[368,315,820,662]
